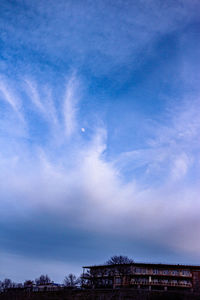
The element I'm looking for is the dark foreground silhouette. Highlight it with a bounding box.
[1,288,200,300]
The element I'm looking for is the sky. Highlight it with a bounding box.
[0,0,200,283]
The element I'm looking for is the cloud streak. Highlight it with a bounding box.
[0,78,24,123]
[63,74,80,138]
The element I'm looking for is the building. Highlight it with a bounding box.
[32,283,63,292]
[82,262,200,292]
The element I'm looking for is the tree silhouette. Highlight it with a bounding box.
[64,274,80,287]
[35,275,52,285]
[105,256,134,286]
[106,255,134,265]
[2,278,14,289]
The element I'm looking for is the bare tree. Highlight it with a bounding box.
[106,255,134,265]
[106,256,134,286]
[2,278,14,289]
[0,281,3,292]
[64,273,80,287]
[35,275,52,285]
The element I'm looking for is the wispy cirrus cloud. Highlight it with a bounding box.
[63,74,80,138]
[0,78,24,123]
[24,79,59,127]
[116,94,200,185]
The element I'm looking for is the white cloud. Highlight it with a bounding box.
[0,75,200,263]
[171,153,190,181]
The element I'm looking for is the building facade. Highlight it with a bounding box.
[82,262,200,292]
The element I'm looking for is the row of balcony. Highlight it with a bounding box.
[129,280,192,288]
[133,270,192,277]
[85,272,192,279]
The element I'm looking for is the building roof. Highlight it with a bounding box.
[83,262,200,270]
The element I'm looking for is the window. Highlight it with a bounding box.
[163,279,168,284]
[130,278,136,284]
[172,280,177,284]
[141,268,146,274]
[182,270,190,276]
[115,278,122,284]
[180,280,188,285]
[172,270,179,275]
[135,268,141,273]
[139,278,148,284]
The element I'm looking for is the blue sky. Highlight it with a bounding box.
[0,0,200,283]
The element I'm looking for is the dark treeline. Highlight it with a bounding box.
[0,273,80,290]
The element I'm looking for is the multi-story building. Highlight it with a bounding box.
[82,262,200,292]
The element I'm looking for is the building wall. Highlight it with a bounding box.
[83,263,200,292]
[192,271,200,291]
